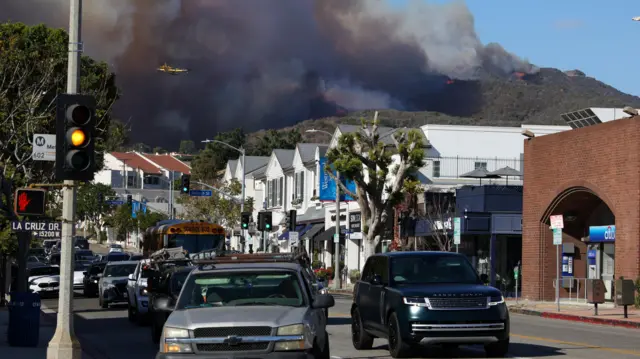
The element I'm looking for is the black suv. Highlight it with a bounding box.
[149,265,194,343]
[351,252,509,358]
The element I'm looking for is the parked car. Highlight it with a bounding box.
[82,262,107,297]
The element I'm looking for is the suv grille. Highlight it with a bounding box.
[197,343,269,352]
[427,297,488,310]
[193,326,272,338]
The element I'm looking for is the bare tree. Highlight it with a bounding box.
[423,189,456,251]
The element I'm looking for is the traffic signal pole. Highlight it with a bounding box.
[48,0,82,357]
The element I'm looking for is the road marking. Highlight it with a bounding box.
[511,334,640,357]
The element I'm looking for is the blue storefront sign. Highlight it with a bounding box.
[589,225,615,242]
[318,157,356,201]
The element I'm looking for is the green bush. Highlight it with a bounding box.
[349,269,361,283]
[635,277,640,309]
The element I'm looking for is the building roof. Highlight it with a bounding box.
[142,154,191,174]
[337,124,430,147]
[273,149,295,170]
[243,156,270,174]
[110,152,162,174]
[297,143,327,164]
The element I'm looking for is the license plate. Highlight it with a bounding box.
[43,287,55,291]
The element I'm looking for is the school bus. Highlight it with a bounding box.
[142,220,226,257]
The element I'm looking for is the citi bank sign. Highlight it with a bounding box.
[588,225,616,243]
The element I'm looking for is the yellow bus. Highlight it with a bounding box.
[142,220,226,257]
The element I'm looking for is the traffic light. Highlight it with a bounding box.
[287,209,297,231]
[127,195,132,207]
[181,175,190,194]
[257,211,272,231]
[241,212,251,230]
[14,188,47,216]
[55,93,96,181]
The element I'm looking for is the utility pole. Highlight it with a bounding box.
[48,0,82,357]
[240,148,246,250]
[334,171,341,290]
[169,171,174,219]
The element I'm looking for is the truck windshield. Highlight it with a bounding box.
[176,271,305,309]
[168,234,224,255]
[391,255,480,285]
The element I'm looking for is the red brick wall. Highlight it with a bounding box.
[522,117,640,301]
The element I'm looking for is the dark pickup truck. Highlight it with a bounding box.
[148,265,194,343]
[351,251,509,358]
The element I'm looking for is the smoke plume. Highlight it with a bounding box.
[3,0,537,147]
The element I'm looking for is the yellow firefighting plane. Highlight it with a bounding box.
[157,63,189,75]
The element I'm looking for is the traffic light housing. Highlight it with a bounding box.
[181,175,190,194]
[127,195,132,207]
[241,212,251,230]
[257,211,272,231]
[55,93,97,181]
[14,188,47,216]
[287,209,297,231]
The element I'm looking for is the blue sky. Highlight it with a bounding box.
[390,0,640,96]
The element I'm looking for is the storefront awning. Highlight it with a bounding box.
[302,223,324,240]
[278,224,307,240]
[315,226,347,242]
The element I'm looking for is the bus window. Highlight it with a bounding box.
[168,234,224,254]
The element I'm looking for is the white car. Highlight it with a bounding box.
[27,266,60,297]
[126,260,151,324]
[74,261,91,290]
[109,244,124,253]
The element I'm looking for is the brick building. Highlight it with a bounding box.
[522,115,640,301]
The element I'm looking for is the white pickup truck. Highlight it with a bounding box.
[126,259,151,324]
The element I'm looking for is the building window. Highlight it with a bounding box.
[432,161,441,178]
[293,171,305,201]
[267,177,284,208]
[127,175,136,187]
[144,175,160,185]
[474,162,487,170]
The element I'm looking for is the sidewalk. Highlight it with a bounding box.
[508,300,640,329]
[327,289,640,329]
[0,307,96,359]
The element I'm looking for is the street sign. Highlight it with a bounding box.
[453,217,461,245]
[553,228,563,245]
[189,190,212,197]
[11,221,61,238]
[550,215,564,229]
[106,200,124,205]
[32,134,56,161]
[289,231,299,242]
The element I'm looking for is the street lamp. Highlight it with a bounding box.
[306,129,342,290]
[202,139,246,248]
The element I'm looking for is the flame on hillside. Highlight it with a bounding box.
[514,72,525,79]
[446,80,455,85]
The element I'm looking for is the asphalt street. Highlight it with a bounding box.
[40,292,640,359]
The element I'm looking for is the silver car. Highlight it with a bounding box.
[99,261,137,309]
[155,261,334,359]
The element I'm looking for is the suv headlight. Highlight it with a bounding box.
[489,295,505,306]
[162,327,192,353]
[275,324,305,351]
[403,297,429,307]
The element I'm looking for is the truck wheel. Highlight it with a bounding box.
[312,333,330,359]
[388,312,411,358]
[351,307,373,350]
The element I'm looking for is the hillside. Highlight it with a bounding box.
[246,67,640,144]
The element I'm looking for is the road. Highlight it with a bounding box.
[41,292,640,359]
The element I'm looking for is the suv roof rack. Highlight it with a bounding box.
[192,247,311,268]
[189,248,242,260]
[148,247,189,262]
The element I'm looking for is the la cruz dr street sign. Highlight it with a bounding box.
[11,221,62,238]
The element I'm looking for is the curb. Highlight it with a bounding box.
[508,307,640,330]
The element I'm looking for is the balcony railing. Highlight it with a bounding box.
[426,156,522,179]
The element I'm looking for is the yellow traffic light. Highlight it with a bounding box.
[71,129,86,146]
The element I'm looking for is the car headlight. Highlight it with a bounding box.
[403,297,429,307]
[162,327,192,353]
[29,280,36,286]
[139,287,148,296]
[489,295,505,306]
[275,324,305,351]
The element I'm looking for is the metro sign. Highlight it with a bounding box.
[14,188,47,216]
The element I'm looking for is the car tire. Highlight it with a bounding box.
[100,295,108,309]
[388,312,411,358]
[312,333,331,359]
[128,304,135,322]
[485,338,509,357]
[351,307,374,350]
